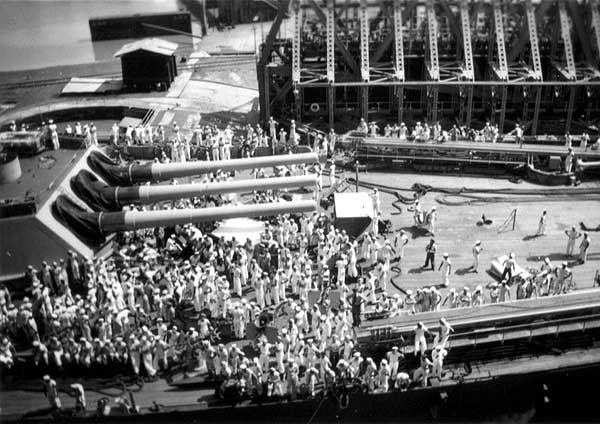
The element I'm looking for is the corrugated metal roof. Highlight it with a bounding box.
[114,38,178,57]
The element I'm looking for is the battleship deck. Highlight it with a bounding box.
[2,344,600,422]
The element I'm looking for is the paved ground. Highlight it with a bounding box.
[336,169,600,295]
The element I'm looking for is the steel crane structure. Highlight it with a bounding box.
[257,0,600,135]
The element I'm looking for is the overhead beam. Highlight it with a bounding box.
[295,80,600,87]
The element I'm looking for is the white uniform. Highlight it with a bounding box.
[440,258,451,287]
[472,244,481,271]
[413,325,428,355]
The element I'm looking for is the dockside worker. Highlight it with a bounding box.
[48,119,59,150]
[70,383,86,411]
[439,318,454,348]
[438,253,451,287]
[268,116,277,141]
[328,128,336,153]
[500,252,517,282]
[565,226,581,256]
[514,123,523,148]
[565,148,575,173]
[413,322,430,356]
[42,375,61,410]
[428,206,437,235]
[471,240,482,272]
[536,210,548,236]
[386,346,403,378]
[83,124,91,146]
[279,128,287,145]
[432,345,447,379]
[89,122,98,146]
[424,238,437,270]
[111,123,119,145]
[578,233,591,264]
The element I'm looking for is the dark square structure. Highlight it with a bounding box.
[114,38,178,92]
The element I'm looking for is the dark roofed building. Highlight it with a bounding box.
[114,38,178,92]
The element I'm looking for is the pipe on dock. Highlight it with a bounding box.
[99,200,317,232]
[576,159,600,170]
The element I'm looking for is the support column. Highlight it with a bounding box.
[361,86,369,122]
[397,87,404,124]
[565,87,576,133]
[263,67,270,123]
[465,87,473,127]
[532,87,542,136]
[328,85,335,129]
[499,86,507,134]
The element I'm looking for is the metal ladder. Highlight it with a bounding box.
[460,1,474,80]
[393,2,405,81]
[426,0,439,80]
[591,0,600,60]
[493,2,508,80]
[558,0,577,80]
[360,0,370,81]
[326,0,335,82]
[525,0,543,80]
[291,0,301,84]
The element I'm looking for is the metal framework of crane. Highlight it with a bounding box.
[257,0,600,135]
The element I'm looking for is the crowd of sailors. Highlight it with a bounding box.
[0,117,592,413]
